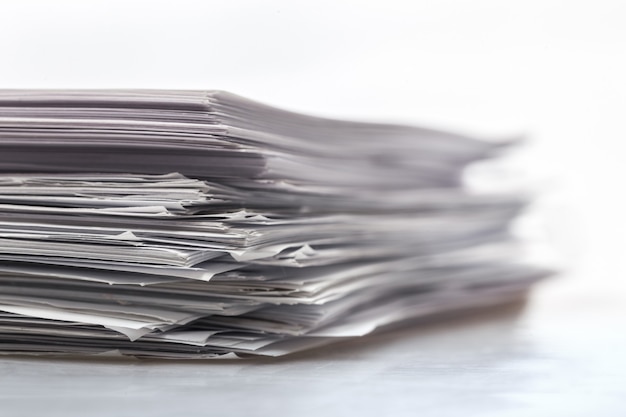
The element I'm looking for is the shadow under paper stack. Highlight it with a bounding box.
[0,90,550,358]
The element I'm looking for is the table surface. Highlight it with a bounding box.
[2,274,625,417]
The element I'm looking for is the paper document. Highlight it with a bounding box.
[0,90,551,358]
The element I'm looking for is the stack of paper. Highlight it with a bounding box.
[0,90,549,358]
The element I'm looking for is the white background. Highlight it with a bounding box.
[0,1,625,416]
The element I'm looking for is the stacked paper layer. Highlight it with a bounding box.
[0,90,549,358]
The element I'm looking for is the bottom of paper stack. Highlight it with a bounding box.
[0,172,549,359]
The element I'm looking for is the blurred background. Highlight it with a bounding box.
[0,0,625,415]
